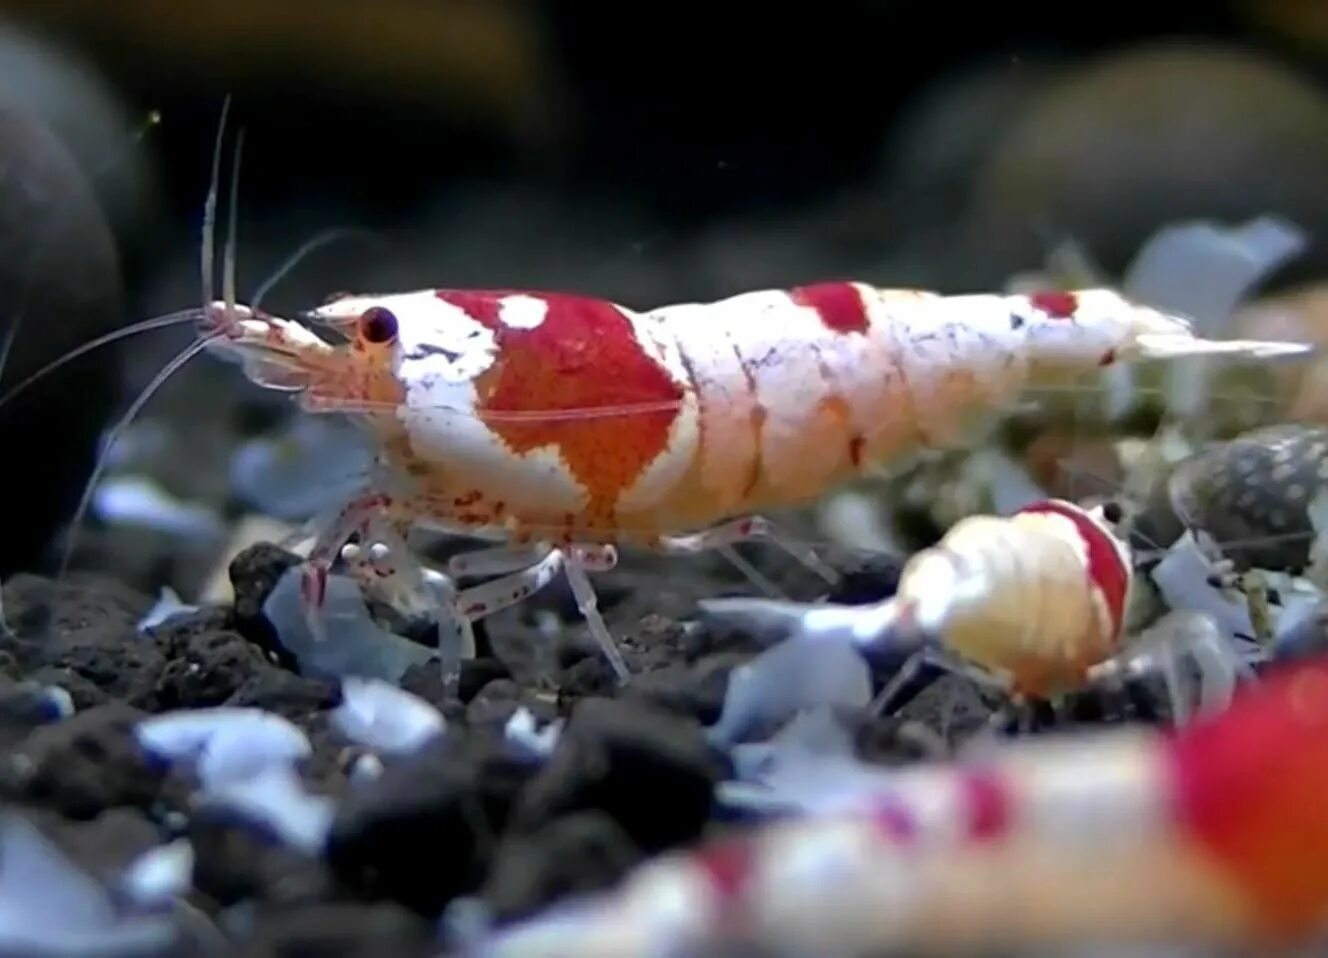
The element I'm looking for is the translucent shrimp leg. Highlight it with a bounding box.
[449,542,627,682]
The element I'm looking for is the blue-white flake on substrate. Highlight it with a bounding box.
[135,707,334,855]
[0,815,178,956]
[331,677,445,755]
[262,565,435,683]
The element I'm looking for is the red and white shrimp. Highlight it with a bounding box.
[702,496,1250,722]
[469,654,1328,956]
[201,284,1309,682]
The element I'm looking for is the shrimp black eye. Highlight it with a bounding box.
[1101,500,1124,524]
[359,306,398,344]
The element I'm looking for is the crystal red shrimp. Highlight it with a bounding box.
[200,286,1309,681]
[703,496,1257,720]
[470,655,1328,956]
[886,497,1136,702]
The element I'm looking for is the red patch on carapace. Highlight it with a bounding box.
[790,282,870,334]
[960,769,1011,842]
[436,290,684,517]
[848,434,865,467]
[1017,500,1129,643]
[1167,659,1328,938]
[693,836,754,908]
[1029,290,1079,320]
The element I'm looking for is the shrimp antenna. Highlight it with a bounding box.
[56,335,220,578]
[57,98,235,579]
[202,95,232,312]
[224,128,244,323]
[252,227,383,311]
[0,308,207,414]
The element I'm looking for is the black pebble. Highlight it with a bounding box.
[189,809,334,910]
[226,669,340,721]
[512,697,728,854]
[480,811,642,923]
[823,553,902,605]
[233,902,435,958]
[325,731,539,916]
[617,652,747,725]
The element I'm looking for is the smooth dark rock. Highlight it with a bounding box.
[513,697,726,854]
[326,730,538,916]
[481,811,641,922]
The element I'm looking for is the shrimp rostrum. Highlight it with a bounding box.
[201,283,1310,682]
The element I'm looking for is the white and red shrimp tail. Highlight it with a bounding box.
[466,654,1328,957]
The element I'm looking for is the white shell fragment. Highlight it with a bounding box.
[120,840,193,909]
[91,475,225,542]
[704,624,873,748]
[719,708,889,816]
[331,677,445,755]
[1101,610,1254,725]
[1150,531,1256,640]
[135,707,311,789]
[136,586,199,634]
[504,707,562,759]
[200,765,335,854]
[0,814,176,956]
[262,565,434,682]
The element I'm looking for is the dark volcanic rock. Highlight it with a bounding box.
[512,697,727,854]
[617,652,745,725]
[823,553,902,605]
[234,902,434,958]
[31,805,162,885]
[480,810,641,923]
[0,676,73,726]
[0,573,161,706]
[326,730,539,916]
[226,669,340,721]
[556,654,619,709]
[7,703,165,818]
[189,809,335,909]
[457,657,512,703]
[26,666,109,711]
[228,543,304,667]
[465,678,556,730]
[153,619,277,710]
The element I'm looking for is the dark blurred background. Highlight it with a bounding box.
[1,0,1327,580]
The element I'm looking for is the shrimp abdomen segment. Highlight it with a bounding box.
[657,283,1030,524]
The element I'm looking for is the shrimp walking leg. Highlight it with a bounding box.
[448,543,628,682]
[871,644,1009,716]
[563,545,630,683]
[658,515,841,586]
[296,492,399,640]
[340,522,475,682]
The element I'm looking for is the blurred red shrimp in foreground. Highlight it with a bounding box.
[465,654,1328,956]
